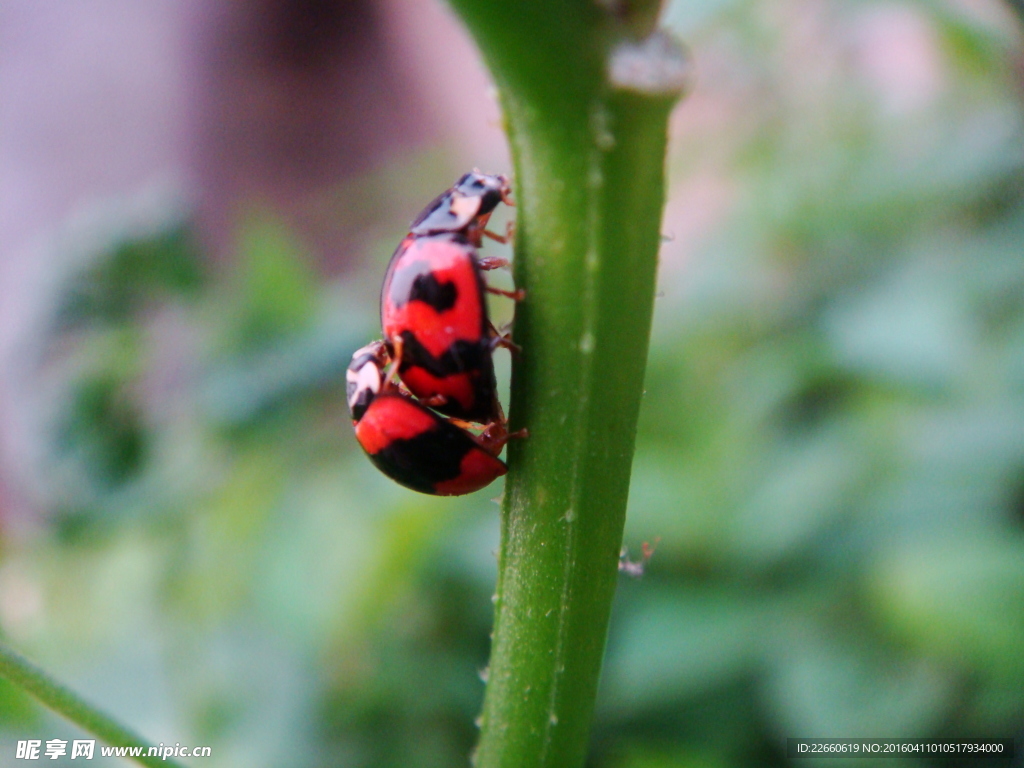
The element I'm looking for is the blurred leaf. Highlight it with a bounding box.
[727,427,868,567]
[625,454,729,562]
[763,622,952,739]
[866,537,1024,680]
[202,289,374,428]
[600,591,766,715]
[925,0,1019,78]
[59,368,148,493]
[822,257,976,391]
[228,214,319,351]
[58,222,202,328]
[170,447,286,621]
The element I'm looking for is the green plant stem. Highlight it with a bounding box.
[0,642,187,768]
[445,2,685,766]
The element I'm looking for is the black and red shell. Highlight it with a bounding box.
[346,342,506,496]
[354,393,507,496]
[381,233,498,423]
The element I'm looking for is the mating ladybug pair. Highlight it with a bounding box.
[346,172,525,495]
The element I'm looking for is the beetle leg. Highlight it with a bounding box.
[482,219,515,246]
[488,324,522,356]
[477,256,510,271]
[476,420,528,455]
[486,286,526,301]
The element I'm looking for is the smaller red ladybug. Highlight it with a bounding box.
[346,341,513,496]
[381,172,521,425]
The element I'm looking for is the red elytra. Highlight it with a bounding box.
[353,393,507,497]
[380,234,497,423]
[383,236,486,360]
[433,447,509,496]
[379,171,520,426]
[354,393,439,455]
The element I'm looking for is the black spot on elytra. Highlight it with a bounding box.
[410,273,457,311]
[398,330,497,422]
[399,331,486,375]
[368,412,479,494]
[388,259,458,312]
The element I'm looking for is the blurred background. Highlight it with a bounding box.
[2,0,1024,766]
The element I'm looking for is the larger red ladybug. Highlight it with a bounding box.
[346,341,509,496]
[381,172,520,424]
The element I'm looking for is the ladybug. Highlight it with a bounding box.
[346,340,511,496]
[381,172,521,424]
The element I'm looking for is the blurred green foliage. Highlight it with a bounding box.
[2,2,1024,767]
